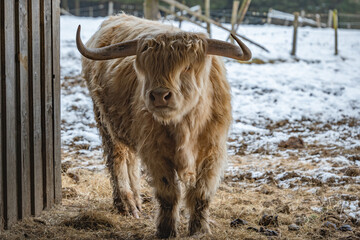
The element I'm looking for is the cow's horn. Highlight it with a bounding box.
[76,25,138,60]
[207,34,252,61]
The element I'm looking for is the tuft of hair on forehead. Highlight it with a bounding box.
[135,32,209,77]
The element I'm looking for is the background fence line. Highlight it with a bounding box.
[60,0,360,29]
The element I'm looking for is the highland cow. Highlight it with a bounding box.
[76,14,251,238]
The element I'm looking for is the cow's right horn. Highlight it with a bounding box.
[207,34,252,61]
[76,25,138,60]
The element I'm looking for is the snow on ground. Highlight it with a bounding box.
[60,15,360,219]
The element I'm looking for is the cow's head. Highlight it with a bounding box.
[76,26,251,124]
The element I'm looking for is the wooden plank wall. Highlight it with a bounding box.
[0,0,4,230]
[0,0,61,229]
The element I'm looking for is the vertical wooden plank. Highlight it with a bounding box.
[0,0,4,230]
[30,0,44,215]
[52,0,62,204]
[4,0,18,227]
[41,0,54,209]
[15,0,22,221]
[18,0,31,219]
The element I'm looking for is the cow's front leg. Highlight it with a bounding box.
[185,150,225,236]
[151,168,181,238]
[95,106,141,217]
[106,142,141,218]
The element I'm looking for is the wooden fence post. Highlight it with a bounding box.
[144,0,159,20]
[328,9,333,28]
[205,0,211,37]
[231,1,240,43]
[333,9,338,55]
[237,0,251,26]
[75,0,80,16]
[316,14,321,28]
[300,10,305,27]
[62,0,69,11]
[291,12,299,56]
[108,1,114,16]
[227,0,251,41]
[179,0,185,28]
[267,8,272,24]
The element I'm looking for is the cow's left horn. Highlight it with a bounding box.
[76,25,138,60]
[207,34,252,61]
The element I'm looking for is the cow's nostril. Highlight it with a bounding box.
[164,92,172,101]
[150,88,172,107]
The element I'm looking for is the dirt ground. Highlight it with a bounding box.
[2,75,359,239]
[0,162,359,240]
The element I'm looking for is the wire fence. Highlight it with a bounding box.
[62,2,144,17]
[60,1,360,29]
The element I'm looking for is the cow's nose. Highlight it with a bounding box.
[150,88,172,107]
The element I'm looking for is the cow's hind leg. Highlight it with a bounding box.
[185,151,224,235]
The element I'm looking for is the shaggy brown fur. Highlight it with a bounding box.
[81,14,232,238]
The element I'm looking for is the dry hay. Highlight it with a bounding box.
[62,210,117,230]
[0,167,359,240]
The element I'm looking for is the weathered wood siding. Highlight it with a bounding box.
[0,0,61,229]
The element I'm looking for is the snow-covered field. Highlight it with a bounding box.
[60,15,360,219]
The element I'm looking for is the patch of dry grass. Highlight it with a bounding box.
[0,168,359,239]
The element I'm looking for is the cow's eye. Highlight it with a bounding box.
[141,44,148,52]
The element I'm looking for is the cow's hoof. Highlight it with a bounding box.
[156,219,177,239]
[113,197,141,218]
[156,229,177,239]
[189,220,211,236]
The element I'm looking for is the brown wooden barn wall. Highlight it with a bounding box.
[0,0,61,229]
